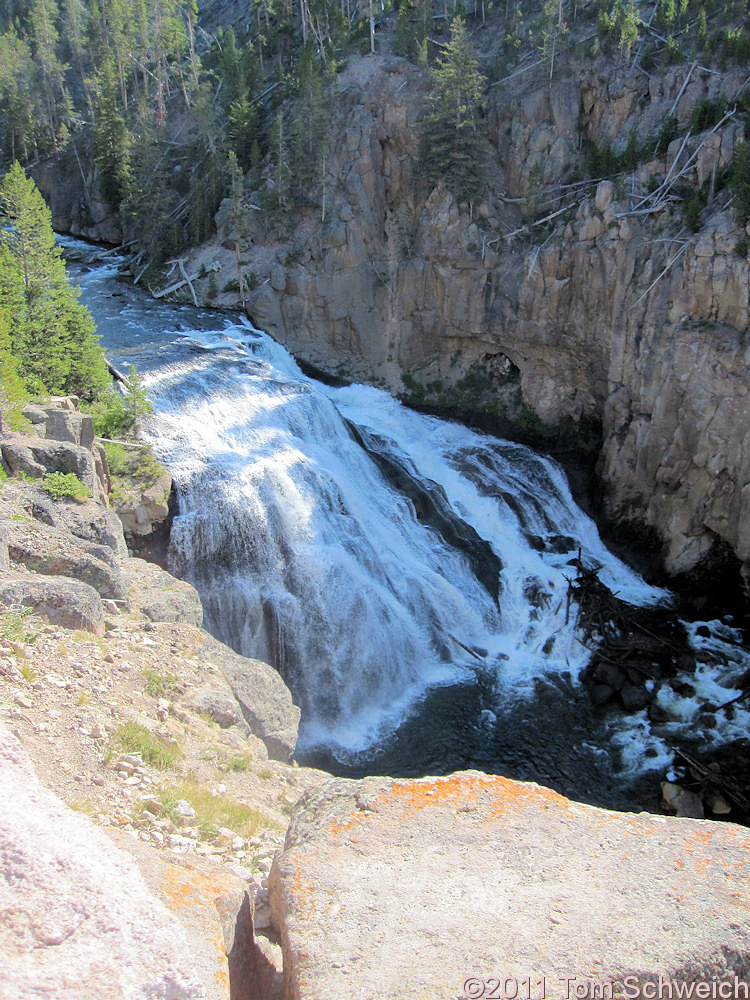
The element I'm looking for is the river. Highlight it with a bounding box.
[62,237,750,813]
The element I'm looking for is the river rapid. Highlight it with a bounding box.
[62,237,750,812]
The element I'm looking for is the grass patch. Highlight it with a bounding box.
[0,606,35,643]
[19,662,35,682]
[206,749,253,772]
[112,721,181,769]
[226,752,254,772]
[68,797,97,815]
[258,769,274,780]
[142,667,178,699]
[158,777,273,839]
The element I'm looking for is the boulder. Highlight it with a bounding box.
[40,405,95,450]
[0,724,203,1000]
[270,772,750,1000]
[115,467,173,535]
[200,635,300,762]
[121,557,203,627]
[0,435,101,501]
[190,687,246,729]
[661,781,705,819]
[0,481,128,559]
[0,574,105,635]
[105,827,282,1000]
[4,518,128,601]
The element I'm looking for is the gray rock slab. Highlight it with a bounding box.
[0,481,128,558]
[200,634,300,762]
[5,517,127,600]
[122,557,203,627]
[0,435,100,498]
[0,574,105,635]
[190,686,246,729]
[0,724,204,1000]
[270,772,750,1000]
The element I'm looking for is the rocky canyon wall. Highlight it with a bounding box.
[181,51,750,586]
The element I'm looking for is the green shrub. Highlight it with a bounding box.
[0,606,34,642]
[226,752,254,772]
[41,472,92,501]
[85,385,133,438]
[725,26,750,62]
[102,441,129,475]
[655,114,678,156]
[142,667,177,698]
[103,441,165,503]
[84,365,153,438]
[689,96,726,133]
[683,189,704,232]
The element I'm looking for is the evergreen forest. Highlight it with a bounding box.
[1,0,750,287]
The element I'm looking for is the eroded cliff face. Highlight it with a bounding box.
[170,53,750,585]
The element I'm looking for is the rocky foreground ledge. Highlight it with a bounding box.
[270,773,750,1000]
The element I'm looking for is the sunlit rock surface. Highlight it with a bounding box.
[270,771,750,1000]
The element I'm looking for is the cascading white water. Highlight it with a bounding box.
[142,320,665,754]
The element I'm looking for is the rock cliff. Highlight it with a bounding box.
[178,51,750,591]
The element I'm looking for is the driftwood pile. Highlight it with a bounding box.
[670,744,750,821]
[568,554,750,822]
[568,555,694,713]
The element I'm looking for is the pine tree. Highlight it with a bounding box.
[226,151,250,306]
[418,17,488,206]
[539,0,566,80]
[28,0,67,146]
[0,163,109,399]
[730,142,750,226]
[228,92,260,171]
[269,108,291,210]
[0,307,27,429]
[290,44,329,203]
[0,28,36,161]
[94,54,131,205]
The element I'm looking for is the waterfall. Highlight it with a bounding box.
[142,320,664,754]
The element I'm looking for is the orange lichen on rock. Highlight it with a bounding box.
[162,863,238,910]
[274,772,750,1000]
[326,773,573,842]
[161,864,239,996]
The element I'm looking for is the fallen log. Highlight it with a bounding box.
[152,271,201,299]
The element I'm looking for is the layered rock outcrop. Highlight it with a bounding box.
[182,53,750,585]
[270,771,750,1000]
[0,402,301,762]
